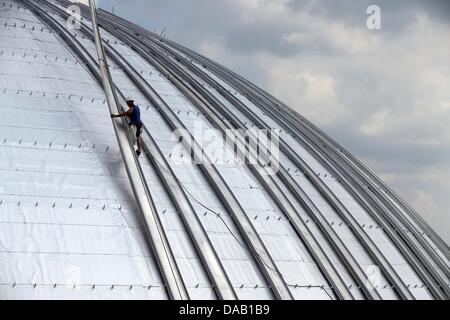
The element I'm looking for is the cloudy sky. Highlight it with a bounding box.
[94,0,449,243]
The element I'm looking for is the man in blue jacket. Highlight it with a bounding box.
[111,96,143,156]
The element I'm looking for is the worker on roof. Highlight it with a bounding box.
[111,96,143,156]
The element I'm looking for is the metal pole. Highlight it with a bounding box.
[87,0,189,300]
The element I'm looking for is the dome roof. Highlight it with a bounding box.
[0,0,448,300]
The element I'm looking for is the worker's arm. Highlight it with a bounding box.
[111,106,133,118]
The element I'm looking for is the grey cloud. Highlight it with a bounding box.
[287,0,450,30]
[325,125,450,172]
